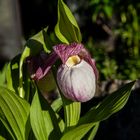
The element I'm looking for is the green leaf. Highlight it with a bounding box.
[31,27,51,54]
[42,29,61,51]
[51,98,63,113]
[6,55,22,94]
[87,122,99,140]
[6,63,14,92]
[30,91,48,140]
[60,95,81,129]
[55,0,82,44]
[43,111,65,134]
[19,47,30,98]
[64,99,81,128]
[0,119,13,139]
[0,86,30,140]
[6,55,31,101]
[61,123,95,140]
[40,92,63,136]
[0,64,7,86]
[79,81,135,124]
[42,111,54,137]
[56,113,65,133]
[0,110,15,140]
[30,89,63,140]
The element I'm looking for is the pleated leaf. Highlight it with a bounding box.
[79,81,135,124]
[61,123,95,140]
[30,91,48,140]
[0,86,30,140]
[30,90,63,140]
[64,100,81,128]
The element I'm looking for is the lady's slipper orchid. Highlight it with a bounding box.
[53,43,98,102]
[27,43,98,102]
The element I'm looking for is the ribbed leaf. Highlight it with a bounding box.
[30,91,63,140]
[61,122,99,140]
[0,86,30,140]
[61,123,95,140]
[62,96,81,128]
[79,81,135,124]
[65,101,81,128]
[0,112,15,140]
[30,91,48,140]
[55,0,82,44]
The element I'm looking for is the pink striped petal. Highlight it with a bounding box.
[53,43,84,64]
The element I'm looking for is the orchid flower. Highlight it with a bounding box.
[27,43,98,102]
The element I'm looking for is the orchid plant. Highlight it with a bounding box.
[0,0,135,140]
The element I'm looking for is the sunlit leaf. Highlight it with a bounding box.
[65,100,81,128]
[0,86,30,140]
[55,0,82,44]
[61,95,81,128]
[30,90,62,140]
[61,122,99,140]
[30,91,48,140]
[56,113,65,133]
[0,64,7,86]
[61,123,95,140]
[51,98,63,112]
[6,55,31,101]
